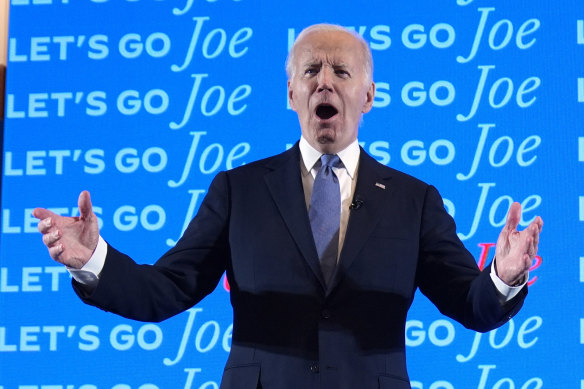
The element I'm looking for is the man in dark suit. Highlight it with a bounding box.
[34,24,543,389]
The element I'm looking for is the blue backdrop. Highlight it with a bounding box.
[1,0,584,388]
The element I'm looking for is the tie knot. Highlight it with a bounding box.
[320,154,341,168]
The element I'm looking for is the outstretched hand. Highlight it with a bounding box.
[33,191,100,269]
[495,202,543,286]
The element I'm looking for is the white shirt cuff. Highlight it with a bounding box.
[67,236,107,288]
[490,260,526,303]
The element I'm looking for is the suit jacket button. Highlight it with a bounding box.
[310,363,320,373]
[321,310,331,319]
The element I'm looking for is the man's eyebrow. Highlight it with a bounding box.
[302,60,322,67]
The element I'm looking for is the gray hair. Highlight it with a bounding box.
[285,23,374,83]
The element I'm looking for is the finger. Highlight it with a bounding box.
[535,216,544,232]
[42,230,61,247]
[78,191,93,220]
[522,253,532,272]
[520,221,541,257]
[37,217,53,234]
[505,202,522,232]
[530,222,540,248]
[509,237,532,276]
[32,207,56,221]
[48,243,64,261]
[526,233,538,258]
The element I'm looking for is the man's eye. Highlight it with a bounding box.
[305,68,318,75]
[335,69,349,76]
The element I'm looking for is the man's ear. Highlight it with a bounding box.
[287,80,297,111]
[362,81,376,113]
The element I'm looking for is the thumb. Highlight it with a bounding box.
[78,191,94,220]
[505,202,522,232]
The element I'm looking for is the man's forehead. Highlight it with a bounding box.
[297,30,360,51]
[295,36,362,65]
[298,47,353,64]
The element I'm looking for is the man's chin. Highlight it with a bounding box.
[313,126,336,142]
[316,134,335,145]
[303,127,345,153]
[313,134,342,154]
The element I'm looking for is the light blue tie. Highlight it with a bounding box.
[309,154,341,285]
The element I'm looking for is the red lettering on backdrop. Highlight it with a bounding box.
[477,243,541,285]
[477,243,496,270]
[223,274,231,292]
[527,256,541,286]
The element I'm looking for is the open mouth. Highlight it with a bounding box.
[315,104,338,120]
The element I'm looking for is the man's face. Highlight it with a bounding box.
[288,30,375,154]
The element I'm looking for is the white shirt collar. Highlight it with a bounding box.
[299,136,360,179]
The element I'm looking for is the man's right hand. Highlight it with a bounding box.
[33,191,100,269]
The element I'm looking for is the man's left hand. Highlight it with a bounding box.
[495,202,543,286]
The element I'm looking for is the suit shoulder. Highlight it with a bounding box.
[223,146,297,177]
[362,151,431,191]
[202,146,296,194]
[386,164,429,187]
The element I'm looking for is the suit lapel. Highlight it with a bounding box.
[328,149,394,293]
[263,144,327,291]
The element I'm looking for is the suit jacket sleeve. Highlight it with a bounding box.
[73,171,231,322]
[416,185,527,332]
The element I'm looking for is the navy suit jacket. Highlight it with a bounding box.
[75,144,527,389]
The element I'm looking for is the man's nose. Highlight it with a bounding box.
[317,67,334,92]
